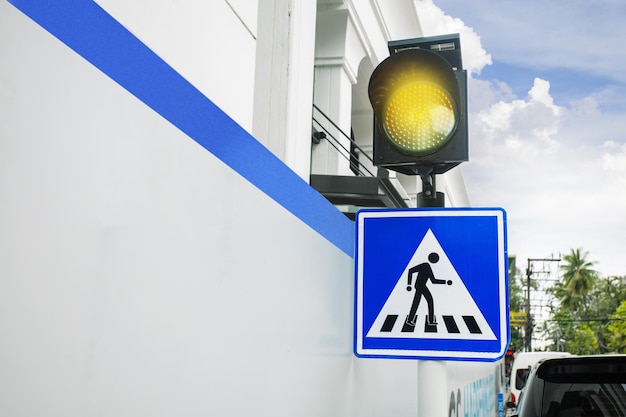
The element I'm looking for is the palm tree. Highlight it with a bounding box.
[558,249,597,353]
[559,248,597,316]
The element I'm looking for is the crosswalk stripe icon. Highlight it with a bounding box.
[366,229,496,341]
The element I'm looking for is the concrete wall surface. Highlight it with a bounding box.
[1,1,501,416]
[0,1,423,416]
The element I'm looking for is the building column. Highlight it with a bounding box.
[252,0,317,181]
[311,8,366,176]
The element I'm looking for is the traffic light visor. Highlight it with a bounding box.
[369,49,460,155]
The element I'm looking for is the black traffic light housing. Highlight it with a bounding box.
[368,34,468,176]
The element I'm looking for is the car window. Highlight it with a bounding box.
[516,368,531,390]
[541,382,626,417]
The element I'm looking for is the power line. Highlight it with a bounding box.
[546,317,626,323]
[525,257,561,351]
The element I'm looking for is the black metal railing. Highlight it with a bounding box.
[311,104,375,177]
[310,104,411,214]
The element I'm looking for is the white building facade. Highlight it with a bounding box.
[0,1,499,416]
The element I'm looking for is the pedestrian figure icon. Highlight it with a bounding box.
[404,252,453,328]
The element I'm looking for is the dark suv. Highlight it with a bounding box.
[512,355,626,417]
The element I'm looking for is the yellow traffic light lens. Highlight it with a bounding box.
[383,81,456,154]
[367,37,468,174]
[368,47,463,158]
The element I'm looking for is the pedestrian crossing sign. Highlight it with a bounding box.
[354,208,509,361]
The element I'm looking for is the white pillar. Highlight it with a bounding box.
[311,63,354,175]
[253,0,317,181]
[311,8,366,176]
[418,360,448,417]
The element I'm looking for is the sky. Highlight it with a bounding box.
[414,0,626,278]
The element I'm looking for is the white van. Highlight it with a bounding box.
[509,351,571,406]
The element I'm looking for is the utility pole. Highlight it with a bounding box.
[525,257,560,351]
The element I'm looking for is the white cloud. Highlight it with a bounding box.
[413,0,491,76]
[465,77,626,276]
[602,141,626,184]
[467,78,515,111]
[475,78,562,152]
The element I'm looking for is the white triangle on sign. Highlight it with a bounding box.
[366,229,497,340]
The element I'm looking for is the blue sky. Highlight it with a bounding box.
[480,63,626,112]
[415,0,626,277]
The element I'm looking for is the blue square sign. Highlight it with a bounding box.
[355,208,509,361]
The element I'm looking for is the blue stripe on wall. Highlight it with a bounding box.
[7,0,355,257]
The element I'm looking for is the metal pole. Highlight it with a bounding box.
[526,259,532,351]
[417,179,447,417]
[525,257,561,351]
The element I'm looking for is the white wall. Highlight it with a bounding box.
[447,361,505,417]
[0,2,421,416]
[1,1,498,416]
[93,0,258,134]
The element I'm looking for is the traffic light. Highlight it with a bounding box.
[368,34,468,175]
